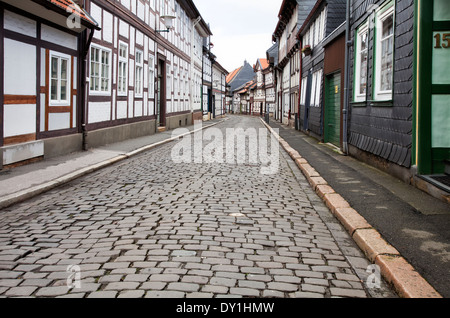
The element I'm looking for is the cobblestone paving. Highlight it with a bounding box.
[0,116,396,298]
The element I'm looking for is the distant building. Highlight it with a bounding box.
[225,61,255,113]
[266,43,279,117]
[272,0,316,125]
[212,61,228,118]
[253,58,269,116]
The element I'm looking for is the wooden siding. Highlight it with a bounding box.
[348,0,414,168]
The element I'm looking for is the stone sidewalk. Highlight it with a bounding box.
[0,118,225,209]
[0,116,396,298]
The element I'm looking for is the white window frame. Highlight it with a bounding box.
[135,49,144,98]
[89,45,111,96]
[118,42,128,96]
[354,22,369,102]
[49,51,71,106]
[374,3,395,101]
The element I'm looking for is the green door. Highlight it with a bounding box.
[415,0,450,175]
[325,73,341,147]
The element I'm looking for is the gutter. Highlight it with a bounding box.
[342,0,351,155]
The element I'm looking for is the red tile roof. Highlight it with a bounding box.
[258,58,269,70]
[237,80,256,94]
[44,0,100,29]
[226,67,242,84]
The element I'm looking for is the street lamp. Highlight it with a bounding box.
[156,15,175,33]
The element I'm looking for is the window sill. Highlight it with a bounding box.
[369,100,393,107]
[350,100,393,107]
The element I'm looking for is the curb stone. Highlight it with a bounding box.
[0,119,227,210]
[260,118,442,299]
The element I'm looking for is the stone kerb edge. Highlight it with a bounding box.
[260,118,442,299]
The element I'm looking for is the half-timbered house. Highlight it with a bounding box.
[0,0,100,168]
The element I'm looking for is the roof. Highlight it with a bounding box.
[226,67,242,84]
[236,80,256,94]
[38,0,100,30]
[259,58,269,70]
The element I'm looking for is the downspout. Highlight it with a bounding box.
[81,28,94,151]
[342,0,351,155]
[298,39,303,131]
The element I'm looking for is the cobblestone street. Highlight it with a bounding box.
[0,116,396,298]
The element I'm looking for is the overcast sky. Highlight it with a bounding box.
[193,0,282,73]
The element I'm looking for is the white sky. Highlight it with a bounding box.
[193,0,283,73]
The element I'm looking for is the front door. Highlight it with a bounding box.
[156,59,166,127]
[325,72,341,147]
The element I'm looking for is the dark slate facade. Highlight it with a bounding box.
[348,0,414,170]
[228,61,255,94]
[298,0,347,139]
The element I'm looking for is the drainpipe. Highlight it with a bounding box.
[342,0,351,155]
[298,39,302,131]
[81,28,94,151]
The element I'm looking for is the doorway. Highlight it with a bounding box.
[324,72,342,147]
[156,58,166,128]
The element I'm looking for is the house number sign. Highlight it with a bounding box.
[432,31,450,84]
[434,33,450,48]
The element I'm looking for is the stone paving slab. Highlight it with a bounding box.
[0,116,396,298]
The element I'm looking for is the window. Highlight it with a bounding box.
[300,77,308,105]
[135,49,143,97]
[118,42,128,96]
[310,70,323,107]
[354,23,369,102]
[374,3,394,101]
[90,46,111,94]
[50,52,71,105]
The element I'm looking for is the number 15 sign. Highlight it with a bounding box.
[433,32,450,84]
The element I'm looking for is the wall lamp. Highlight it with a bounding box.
[156,15,176,33]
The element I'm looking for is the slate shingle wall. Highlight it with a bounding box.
[348,0,414,168]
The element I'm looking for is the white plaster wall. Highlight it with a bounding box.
[137,0,145,21]
[41,25,77,50]
[103,10,113,43]
[73,96,77,128]
[117,101,128,119]
[135,100,143,117]
[88,102,111,123]
[4,39,36,95]
[119,20,129,38]
[121,0,131,10]
[128,95,134,118]
[91,2,102,40]
[4,10,36,38]
[136,30,144,47]
[148,101,154,116]
[40,94,46,132]
[4,104,36,137]
[48,113,70,131]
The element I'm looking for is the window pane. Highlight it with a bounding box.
[51,57,58,80]
[360,32,367,51]
[51,79,58,100]
[60,80,67,100]
[382,15,394,39]
[61,59,68,80]
[360,50,368,95]
[380,39,393,91]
